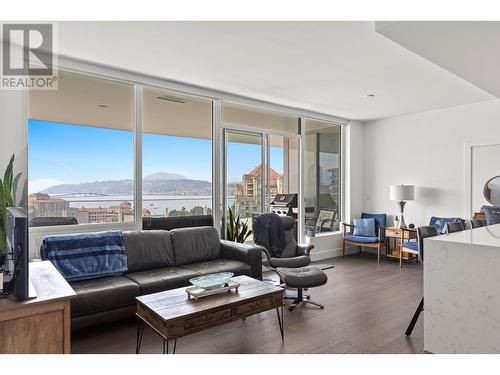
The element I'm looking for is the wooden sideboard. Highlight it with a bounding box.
[0,261,75,354]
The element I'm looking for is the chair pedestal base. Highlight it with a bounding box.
[285,288,324,311]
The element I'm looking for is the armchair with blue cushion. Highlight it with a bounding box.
[342,213,387,263]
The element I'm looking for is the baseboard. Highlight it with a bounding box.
[310,246,358,261]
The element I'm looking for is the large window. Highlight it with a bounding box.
[28,71,135,226]
[27,68,344,237]
[142,88,212,218]
[304,119,341,234]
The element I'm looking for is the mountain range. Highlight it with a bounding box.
[41,172,235,196]
[143,172,186,181]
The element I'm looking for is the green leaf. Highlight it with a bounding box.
[3,154,14,208]
[234,214,240,241]
[0,177,5,228]
[0,225,6,256]
[227,207,235,241]
[12,172,22,206]
[0,177,6,255]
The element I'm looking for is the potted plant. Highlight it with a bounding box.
[0,154,22,291]
[226,207,252,243]
[305,225,317,238]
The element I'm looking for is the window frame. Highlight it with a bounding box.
[26,57,349,255]
[301,118,343,238]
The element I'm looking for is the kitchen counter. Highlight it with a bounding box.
[424,224,500,353]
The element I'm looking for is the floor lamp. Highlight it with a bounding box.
[389,184,414,228]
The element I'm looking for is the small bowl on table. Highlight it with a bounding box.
[189,272,234,290]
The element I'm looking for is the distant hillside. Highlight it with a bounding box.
[42,178,213,196]
[144,172,186,181]
[43,180,134,195]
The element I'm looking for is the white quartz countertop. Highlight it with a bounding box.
[426,223,500,247]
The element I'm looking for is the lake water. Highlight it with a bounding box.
[61,195,235,216]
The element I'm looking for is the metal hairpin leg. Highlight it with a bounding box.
[276,305,284,341]
[405,297,424,336]
[163,338,177,354]
[136,314,178,354]
[136,320,144,354]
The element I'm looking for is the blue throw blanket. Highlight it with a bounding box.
[41,231,127,281]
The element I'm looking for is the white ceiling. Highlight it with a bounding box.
[54,21,494,121]
[376,21,500,99]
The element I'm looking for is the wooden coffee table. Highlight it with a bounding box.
[135,275,284,354]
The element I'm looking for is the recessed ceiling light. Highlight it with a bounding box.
[98,104,109,108]
[363,94,376,99]
[156,95,186,104]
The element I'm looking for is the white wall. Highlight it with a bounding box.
[362,99,500,227]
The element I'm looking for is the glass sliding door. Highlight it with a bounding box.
[224,130,264,241]
[221,102,301,242]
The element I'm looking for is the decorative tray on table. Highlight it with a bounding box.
[186,272,240,300]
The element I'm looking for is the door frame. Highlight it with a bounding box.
[221,125,301,240]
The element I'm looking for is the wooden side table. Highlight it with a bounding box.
[0,261,76,353]
[384,227,418,263]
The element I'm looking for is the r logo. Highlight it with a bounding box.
[2,23,53,76]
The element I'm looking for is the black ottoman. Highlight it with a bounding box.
[276,266,328,311]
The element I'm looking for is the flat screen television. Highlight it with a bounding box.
[6,207,35,300]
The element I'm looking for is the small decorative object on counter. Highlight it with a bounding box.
[394,216,400,229]
[408,223,415,229]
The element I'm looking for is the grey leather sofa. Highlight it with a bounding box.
[62,226,262,330]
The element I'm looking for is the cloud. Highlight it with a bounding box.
[29,178,65,194]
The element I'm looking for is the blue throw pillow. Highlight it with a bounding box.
[353,218,376,237]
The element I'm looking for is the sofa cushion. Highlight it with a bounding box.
[344,234,379,244]
[124,267,200,295]
[171,226,221,266]
[70,276,139,318]
[402,240,418,251]
[179,259,251,277]
[122,230,175,272]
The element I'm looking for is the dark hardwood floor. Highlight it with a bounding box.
[72,253,423,354]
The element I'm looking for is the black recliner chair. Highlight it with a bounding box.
[253,214,313,269]
[253,214,328,311]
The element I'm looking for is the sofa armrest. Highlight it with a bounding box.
[220,240,263,280]
[296,243,314,256]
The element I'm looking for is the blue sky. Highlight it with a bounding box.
[28,120,283,191]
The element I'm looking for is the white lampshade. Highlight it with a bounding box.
[390,184,414,201]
